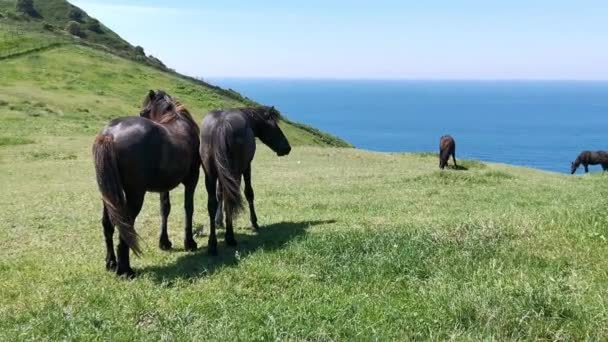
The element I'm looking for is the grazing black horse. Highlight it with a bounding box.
[200,106,291,255]
[92,90,200,277]
[439,135,457,169]
[571,150,608,174]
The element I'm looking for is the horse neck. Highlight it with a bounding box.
[243,111,263,137]
[154,111,196,134]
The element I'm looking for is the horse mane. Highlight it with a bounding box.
[159,102,200,135]
[239,106,281,123]
[147,98,198,135]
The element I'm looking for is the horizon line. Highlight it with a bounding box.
[202,76,608,82]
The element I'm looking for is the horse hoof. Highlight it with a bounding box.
[159,239,173,251]
[252,223,260,231]
[116,267,136,279]
[105,259,117,271]
[184,240,198,252]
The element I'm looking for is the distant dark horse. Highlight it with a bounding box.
[439,135,457,169]
[200,106,291,255]
[571,151,608,174]
[92,90,200,277]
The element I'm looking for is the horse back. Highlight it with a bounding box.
[200,110,256,174]
[101,117,196,191]
[440,135,455,153]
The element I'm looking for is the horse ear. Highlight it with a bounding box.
[148,90,155,101]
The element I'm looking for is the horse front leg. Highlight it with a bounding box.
[584,164,589,173]
[205,173,219,256]
[183,170,199,252]
[102,204,117,271]
[244,166,259,231]
[158,192,172,251]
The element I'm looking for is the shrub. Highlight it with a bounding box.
[65,21,84,37]
[87,19,102,33]
[42,22,55,31]
[134,46,145,55]
[16,0,37,17]
[68,7,84,22]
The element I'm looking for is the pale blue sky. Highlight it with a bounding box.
[73,0,608,80]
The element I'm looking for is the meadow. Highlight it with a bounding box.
[2,131,608,339]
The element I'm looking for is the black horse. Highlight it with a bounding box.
[571,150,608,174]
[92,90,200,277]
[439,135,457,169]
[200,106,291,255]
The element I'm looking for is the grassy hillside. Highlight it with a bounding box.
[2,131,608,339]
[0,0,166,68]
[0,0,351,148]
[0,42,350,147]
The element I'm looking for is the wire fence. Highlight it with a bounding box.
[0,23,62,59]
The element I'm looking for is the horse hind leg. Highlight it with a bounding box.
[102,204,117,271]
[452,150,458,167]
[116,191,145,278]
[158,192,172,251]
[244,166,259,231]
[224,173,241,247]
[214,181,224,228]
[183,170,199,252]
[205,174,219,256]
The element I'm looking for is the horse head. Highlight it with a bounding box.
[140,90,175,121]
[571,160,579,174]
[252,106,291,156]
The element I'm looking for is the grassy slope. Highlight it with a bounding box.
[0,0,352,148]
[0,0,161,66]
[0,43,347,147]
[2,133,608,339]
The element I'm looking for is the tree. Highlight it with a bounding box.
[65,21,84,37]
[16,0,37,17]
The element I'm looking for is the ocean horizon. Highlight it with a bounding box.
[211,78,608,174]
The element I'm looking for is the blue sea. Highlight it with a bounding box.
[211,79,608,173]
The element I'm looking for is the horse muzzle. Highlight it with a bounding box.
[277,146,291,157]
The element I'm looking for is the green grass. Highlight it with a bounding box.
[2,131,608,339]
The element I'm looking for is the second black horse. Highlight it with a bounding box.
[200,106,291,255]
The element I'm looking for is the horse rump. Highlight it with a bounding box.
[92,134,141,255]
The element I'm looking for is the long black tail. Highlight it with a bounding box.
[212,123,244,218]
[93,135,141,255]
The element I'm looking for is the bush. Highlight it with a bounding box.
[87,19,102,33]
[65,21,84,37]
[42,22,56,31]
[16,0,37,17]
[134,46,145,55]
[68,7,84,22]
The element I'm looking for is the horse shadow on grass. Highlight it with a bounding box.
[448,165,469,171]
[141,220,335,284]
